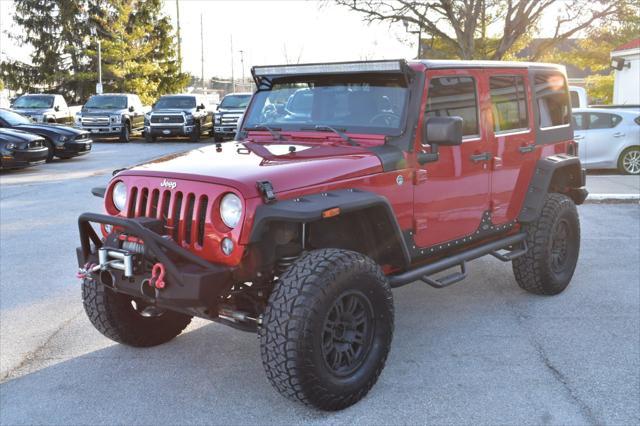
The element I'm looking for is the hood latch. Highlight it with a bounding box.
[256,181,277,204]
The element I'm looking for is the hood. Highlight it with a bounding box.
[0,128,44,143]
[216,107,245,114]
[14,122,87,138]
[120,139,388,199]
[11,108,52,115]
[81,108,127,116]
[151,108,195,114]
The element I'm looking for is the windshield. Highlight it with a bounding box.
[0,109,32,125]
[220,94,251,109]
[155,96,196,109]
[243,75,408,135]
[13,95,54,109]
[84,95,127,109]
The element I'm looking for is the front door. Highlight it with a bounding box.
[413,69,492,248]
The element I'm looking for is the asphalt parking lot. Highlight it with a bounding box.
[1,139,639,425]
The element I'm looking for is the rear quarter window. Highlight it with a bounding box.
[535,72,570,128]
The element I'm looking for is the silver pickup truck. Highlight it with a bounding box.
[11,94,80,124]
[75,93,150,142]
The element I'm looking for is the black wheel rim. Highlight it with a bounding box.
[551,219,571,273]
[321,290,374,377]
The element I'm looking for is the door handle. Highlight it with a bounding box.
[519,145,536,153]
[613,132,625,138]
[470,152,491,163]
[574,135,585,140]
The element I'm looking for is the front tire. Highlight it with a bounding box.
[190,122,201,142]
[145,132,157,143]
[513,193,580,295]
[259,249,394,411]
[44,140,55,162]
[82,278,192,347]
[618,146,640,175]
[119,122,131,143]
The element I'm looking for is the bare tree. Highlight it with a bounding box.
[334,0,625,60]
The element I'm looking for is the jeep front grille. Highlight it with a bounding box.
[126,186,209,247]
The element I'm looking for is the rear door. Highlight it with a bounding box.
[413,68,492,248]
[486,70,538,225]
[584,112,624,167]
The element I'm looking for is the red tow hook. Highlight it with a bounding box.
[149,263,166,289]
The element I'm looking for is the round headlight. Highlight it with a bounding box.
[112,181,127,211]
[220,193,242,228]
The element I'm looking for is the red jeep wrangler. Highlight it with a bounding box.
[77,60,587,410]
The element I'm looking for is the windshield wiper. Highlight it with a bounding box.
[301,125,358,146]
[244,125,285,141]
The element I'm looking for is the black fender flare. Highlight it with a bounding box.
[248,188,412,267]
[519,154,587,223]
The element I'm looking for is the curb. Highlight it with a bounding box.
[585,194,640,204]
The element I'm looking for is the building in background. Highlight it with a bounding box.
[611,39,640,105]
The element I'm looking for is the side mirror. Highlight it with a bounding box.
[152,102,156,108]
[418,116,463,164]
[54,105,60,112]
[128,105,135,112]
[200,103,206,110]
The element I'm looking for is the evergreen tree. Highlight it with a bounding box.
[3,0,188,104]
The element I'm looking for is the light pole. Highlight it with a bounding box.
[403,19,422,59]
[90,27,103,93]
[239,49,245,89]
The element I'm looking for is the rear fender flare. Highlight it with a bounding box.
[519,155,587,223]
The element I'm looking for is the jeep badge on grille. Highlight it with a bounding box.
[160,179,177,189]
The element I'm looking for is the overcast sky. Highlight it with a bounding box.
[0,0,415,80]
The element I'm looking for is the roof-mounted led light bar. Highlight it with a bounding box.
[253,60,405,77]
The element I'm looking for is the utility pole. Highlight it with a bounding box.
[200,13,204,92]
[239,49,245,90]
[176,0,182,73]
[230,35,235,93]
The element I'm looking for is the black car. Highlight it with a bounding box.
[144,94,213,142]
[0,128,49,170]
[0,108,92,162]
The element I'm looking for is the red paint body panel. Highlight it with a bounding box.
[103,61,576,269]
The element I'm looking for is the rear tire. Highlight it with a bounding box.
[513,193,580,295]
[618,146,640,175]
[82,278,192,347]
[259,249,394,411]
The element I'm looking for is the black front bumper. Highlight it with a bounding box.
[1,148,48,169]
[60,140,93,157]
[77,213,233,314]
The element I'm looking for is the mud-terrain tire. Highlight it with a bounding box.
[119,122,131,143]
[259,249,394,411]
[82,278,192,347]
[513,193,580,295]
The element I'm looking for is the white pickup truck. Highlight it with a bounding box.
[11,94,81,124]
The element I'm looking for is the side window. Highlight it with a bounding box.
[425,76,479,137]
[570,91,580,108]
[572,113,587,130]
[489,75,529,133]
[589,113,621,129]
[535,72,570,128]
